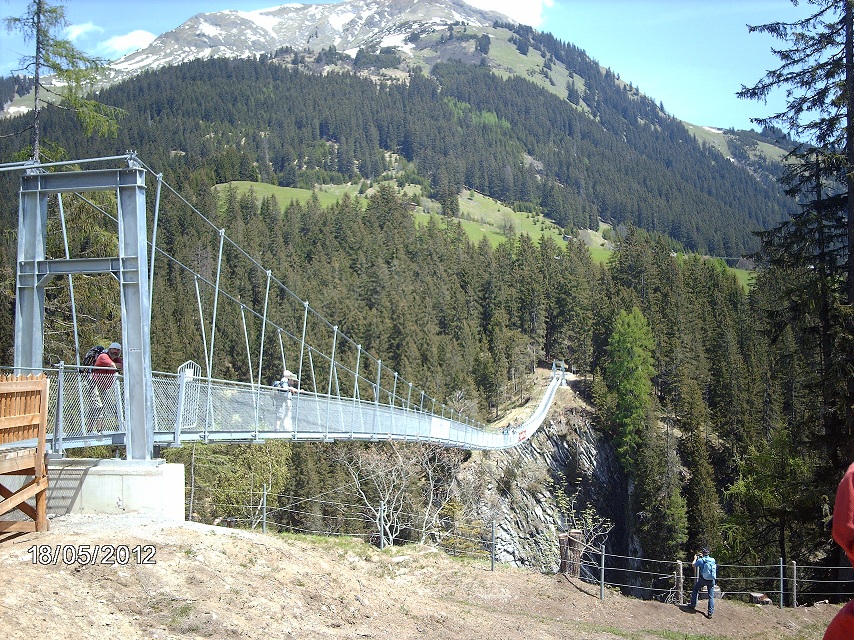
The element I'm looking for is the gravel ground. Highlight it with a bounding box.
[0,513,841,639]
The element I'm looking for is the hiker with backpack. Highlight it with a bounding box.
[85,342,123,432]
[689,548,717,619]
[273,370,299,430]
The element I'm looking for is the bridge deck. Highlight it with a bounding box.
[33,368,564,454]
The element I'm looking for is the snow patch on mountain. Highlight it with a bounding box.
[329,10,357,31]
[114,52,163,72]
[381,33,413,53]
[101,1,513,84]
[237,10,284,35]
[197,20,223,38]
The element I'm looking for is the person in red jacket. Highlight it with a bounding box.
[89,342,123,432]
[824,462,854,640]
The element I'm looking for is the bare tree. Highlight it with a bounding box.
[333,442,466,546]
[409,445,465,543]
[334,442,417,546]
[550,473,613,551]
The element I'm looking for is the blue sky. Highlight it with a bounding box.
[1,0,811,130]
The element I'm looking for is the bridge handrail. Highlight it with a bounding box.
[3,365,564,454]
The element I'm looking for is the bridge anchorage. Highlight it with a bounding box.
[4,155,567,462]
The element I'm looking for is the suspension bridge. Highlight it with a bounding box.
[4,154,565,461]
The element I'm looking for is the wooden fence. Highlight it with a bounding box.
[0,374,50,532]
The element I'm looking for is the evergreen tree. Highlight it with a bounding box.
[281,443,324,533]
[752,154,850,470]
[634,424,688,561]
[603,307,655,472]
[4,0,123,160]
[476,34,490,55]
[674,367,722,554]
[739,0,854,465]
[724,423,816,567]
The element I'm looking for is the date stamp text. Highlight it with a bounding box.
[27,544,157,565]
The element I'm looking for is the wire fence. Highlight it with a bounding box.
[574,544,854,608]
[189,484,854,608]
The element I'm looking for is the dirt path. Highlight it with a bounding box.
[0,514,839,639]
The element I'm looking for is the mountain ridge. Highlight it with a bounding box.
[94,0,795,181]
[103,0,512,84]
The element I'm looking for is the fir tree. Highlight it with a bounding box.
[5,0,123,160]
[739,0,854,465]
[603,307,655,472]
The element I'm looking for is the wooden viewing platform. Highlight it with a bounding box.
[0,374,50,532]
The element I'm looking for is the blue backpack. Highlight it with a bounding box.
[700,556,716,581]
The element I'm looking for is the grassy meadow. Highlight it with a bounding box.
[216,180,753,286]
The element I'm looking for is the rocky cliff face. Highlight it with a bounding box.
[466,380,634,573]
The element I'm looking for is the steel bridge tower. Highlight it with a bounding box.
[14,161,155,460]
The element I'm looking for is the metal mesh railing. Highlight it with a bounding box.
[46,366,125,439]
[10,364,563,454]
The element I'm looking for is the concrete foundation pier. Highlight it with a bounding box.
[45,459,185,521]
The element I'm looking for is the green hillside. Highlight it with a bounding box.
[214,182,363,210]
[217,180,566,246]
[219,181,753,288]
[0,23,798,258]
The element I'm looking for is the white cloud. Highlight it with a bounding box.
[96,30,157,59]
[464,0,553,27]
[65,22,104,42]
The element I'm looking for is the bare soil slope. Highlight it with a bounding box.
[0,514,839,639]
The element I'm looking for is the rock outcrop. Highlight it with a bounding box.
[469,379,634,573]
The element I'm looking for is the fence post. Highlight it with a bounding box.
[791,560,797,608]
[676,560,684,605]
[600,544,605,600]
[779,557,784,609]
[568,529,582,578]
[54,362,65,455]
[558,532,569,574]
[491,520,495,572]
[262,484,267,534]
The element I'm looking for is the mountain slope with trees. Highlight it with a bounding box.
[1,18,795,256]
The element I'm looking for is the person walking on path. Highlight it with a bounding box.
[689,548,717,619]
[273,370,299,429]
[824,462,854,639]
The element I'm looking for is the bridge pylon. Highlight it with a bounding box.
[14,160,156,460]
